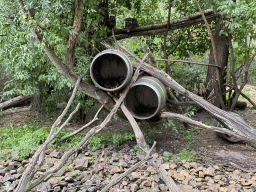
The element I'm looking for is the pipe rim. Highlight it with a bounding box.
[90,49,133,92]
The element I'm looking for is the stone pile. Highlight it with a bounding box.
[1,144,256,192]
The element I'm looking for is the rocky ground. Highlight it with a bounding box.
[1,142,256,192]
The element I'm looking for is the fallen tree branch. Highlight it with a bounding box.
[60,105,104,141]
[241,92,256,109]
[16,76,83,191]
[0,94,33,110]
[167,99,198,106]
[121,104,181,192]
[161,112,256,147]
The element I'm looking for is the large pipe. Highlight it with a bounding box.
[90,49,133,92]
[124,76,167,119]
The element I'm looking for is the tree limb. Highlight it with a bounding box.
[105,9,216,40]
[157,59,220,68]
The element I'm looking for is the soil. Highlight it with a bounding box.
[0,84,256,174]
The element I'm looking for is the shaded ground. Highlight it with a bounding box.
[0,84,256,173]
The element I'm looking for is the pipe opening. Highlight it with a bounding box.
[125,85,159,119]
[91,53,128,90]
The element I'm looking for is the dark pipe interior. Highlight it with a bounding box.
[125,85,159,118]
[92,54,127,89]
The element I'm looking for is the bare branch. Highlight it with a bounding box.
[157,59,220,68]
[60,105,104,141]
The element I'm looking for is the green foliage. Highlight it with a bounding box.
[164,152,174,162]
[130,145,140,154]
[172,63,204,93]
[173,149,198,163]
[88,132,135,151]
[0,124,135,159]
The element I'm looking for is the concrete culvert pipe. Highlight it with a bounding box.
[124,76,167,120]
[90,49,133,92]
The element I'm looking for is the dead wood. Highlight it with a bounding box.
[161,112,256,147]
[121,104,181,192]
[157,59,219,68]
[241,92,256,109]
[0,94,33,110]
[110,9,216,40]
[16,76,83,192]
[142,45,158,68]
[0,107,30,116]
[60,105,104,141]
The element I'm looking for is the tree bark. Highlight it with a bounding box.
[206,22,229,108]
[0,94,33,110]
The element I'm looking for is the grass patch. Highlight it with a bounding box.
[173,149,198,162]
[0,124,135,160]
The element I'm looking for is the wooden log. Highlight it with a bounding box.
[0,94,33,110]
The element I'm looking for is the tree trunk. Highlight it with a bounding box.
[206,22,229,108]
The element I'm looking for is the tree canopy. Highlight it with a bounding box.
[0,0,256,114]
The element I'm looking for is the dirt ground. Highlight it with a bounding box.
[0,84,256,172]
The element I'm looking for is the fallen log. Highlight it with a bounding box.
[0,94,33,110]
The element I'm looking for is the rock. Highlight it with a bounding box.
[55,167,69,177]
[159,184,168,191]
[74,157,88,171]
[241,178,253,186]
[162,163,169,170]
[17,166,25,174]
[219,187,229,192]
[49,150,62,159]
[3,174,15,182]
[130,172,140,180]
[54,186,61,191]
[65,176,75,183]
[110,166,121,175]
[140,180,151,188]
[146,166,157,174]
[0,167,8,176]
[170,163,177,170]
[208,184,220,192]
[36,182,48,191]
[130,183,139,192]
[203,167,215,177]
[8,160,21,169]
[48,177,60,186]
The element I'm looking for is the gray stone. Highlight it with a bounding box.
[65,176,75,183]
[54,186,61,192]
[36,182,48,192]
[49,150,62,159]
[74,157,88,171]
[17,166,25,174]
